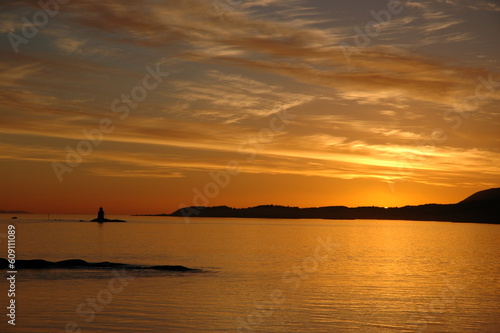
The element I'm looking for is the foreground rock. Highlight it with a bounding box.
[0,258,199,272]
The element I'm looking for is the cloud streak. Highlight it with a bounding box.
[0,0,498,210]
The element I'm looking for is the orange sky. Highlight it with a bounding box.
[0,0,499,214]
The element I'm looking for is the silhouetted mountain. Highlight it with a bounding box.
[459,188,500,203]
[166,188,500,224]
[0,210,32,214]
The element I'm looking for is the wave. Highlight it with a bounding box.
[0,258,200,272]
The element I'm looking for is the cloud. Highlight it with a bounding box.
[421,19,462,33]
[3,0,496,109]
[87,167,184,179]
[436,0,500,12]
[0,14,24,33]
[370,128,421,139]
[379,110,397,116]
[165,70,315,122]
[0,62,43,87]
[46,27,121,57]
[0,0,498,191]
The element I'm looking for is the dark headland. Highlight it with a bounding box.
[149,188,500,224]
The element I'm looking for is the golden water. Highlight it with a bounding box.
[0,216,499,332]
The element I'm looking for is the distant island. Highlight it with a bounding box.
[0,210,31,214]
[140,188,500,224]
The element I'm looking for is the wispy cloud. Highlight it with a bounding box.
[0,0,498,207]
[165,70,315,122]
[436,0,500,12]
[3,0,497,108]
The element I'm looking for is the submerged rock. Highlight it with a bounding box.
[0,258,199,272]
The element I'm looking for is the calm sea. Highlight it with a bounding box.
[0,215,499,332]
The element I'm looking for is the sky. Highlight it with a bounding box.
[0,0,499,214]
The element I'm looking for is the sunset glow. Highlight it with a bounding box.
[0,0,499,214]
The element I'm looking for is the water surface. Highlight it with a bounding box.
[0,215,499,332]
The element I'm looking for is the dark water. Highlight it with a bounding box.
[0,215,499,332]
